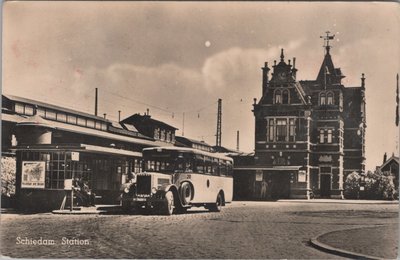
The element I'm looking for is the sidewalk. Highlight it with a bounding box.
[52,205,122,215]
[279,199,399,204]
[311,224,398,259]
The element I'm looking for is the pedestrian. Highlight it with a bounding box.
[260,180,268,199]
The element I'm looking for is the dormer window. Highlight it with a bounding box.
[275,90,282,104]
[327,92,334,105]
[320,92,326,105]
[282,90,289,104]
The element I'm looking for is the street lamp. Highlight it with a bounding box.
[359,173,366,199]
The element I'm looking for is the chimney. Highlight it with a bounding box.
[292,57,298,79]
[95,88,98,116]
[383,152,387,163]
[118,110,121,122]
[103,113,107,119]
[361,73,365,88]
[262,62,270,96]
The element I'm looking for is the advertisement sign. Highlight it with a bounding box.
[71,152,80,161]
[21,161,46,189]
[255,170,263,181]
[64,179,73,190]
[298,170,306,182]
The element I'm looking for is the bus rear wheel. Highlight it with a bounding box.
[208,193,223,212]
[161,191,174,215]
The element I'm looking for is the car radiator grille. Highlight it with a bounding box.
[136,175,151,195]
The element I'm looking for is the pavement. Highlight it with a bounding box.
[1,200,398,259]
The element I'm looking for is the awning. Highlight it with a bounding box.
[80,144,142,157]
[13,143,142,158]
[234,166,302,171]
[2,113,26,123]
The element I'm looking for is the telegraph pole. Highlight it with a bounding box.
[216,99,222,147]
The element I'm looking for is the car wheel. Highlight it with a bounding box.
[180,182,192,206]
[209,193,223,212]
[162,191,174,215]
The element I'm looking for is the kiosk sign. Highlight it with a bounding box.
[21,161,46,189]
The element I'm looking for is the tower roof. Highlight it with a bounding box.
[316,32,345,85]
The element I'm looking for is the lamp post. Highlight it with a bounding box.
[359,173,366,200]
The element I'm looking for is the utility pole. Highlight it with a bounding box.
[216,98,222,147]
[182,112,185,136]
[95,88,98,116]
[236,130,240,151]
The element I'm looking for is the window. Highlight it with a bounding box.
[77,117,86,126]
[57,113,67,122]
[275,90,282,104]
[95,121,102,130]
[320,92,326,105]
[319,129,325,143]
[268,118,297,142]
[67,115,77,124]
[268,119,275,142]
[327,92,334,105]
[46,110,56,120]
[276,119,287,141]
[37,108,46,117]
[166,131,171,142]
[154,128,161,139]
[86,119,95,128]
[101,123,107,131]
[327,129,332,143]
[289,118,296,142]
[160,129,166,141]
[25,105,34,115]
[282,90,289,104]
[15,103,25,114]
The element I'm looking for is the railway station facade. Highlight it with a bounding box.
[233,43,366,200]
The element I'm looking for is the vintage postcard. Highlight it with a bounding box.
[1,1,399,259]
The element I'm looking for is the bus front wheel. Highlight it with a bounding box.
[208,193,223,212]
[162,191,174,215]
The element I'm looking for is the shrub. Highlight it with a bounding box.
[1,156,16,197]
[344,171,360,199]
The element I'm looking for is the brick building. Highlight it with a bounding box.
[233,39,366,200]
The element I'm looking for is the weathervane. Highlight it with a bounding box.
[320,31,335,54]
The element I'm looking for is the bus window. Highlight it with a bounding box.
[212,158,219,176]
[185,161,193,172]
[195,154,205,174]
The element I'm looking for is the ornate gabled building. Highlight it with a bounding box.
[233,36,366,199]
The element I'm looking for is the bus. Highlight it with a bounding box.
[121,146,233,215]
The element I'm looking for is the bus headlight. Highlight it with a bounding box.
[124,187,130,193]
[151,187,157,194]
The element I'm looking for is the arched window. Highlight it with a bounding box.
[275,90,282,104]
[282,89,289,104]
[320,92,326,105]
[327,92,334,105]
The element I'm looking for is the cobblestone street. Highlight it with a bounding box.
[1,201,398,259]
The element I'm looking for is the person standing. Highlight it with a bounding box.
[260,180,268,199]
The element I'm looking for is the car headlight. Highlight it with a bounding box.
[124,187,130,193]
[151,187,157,194]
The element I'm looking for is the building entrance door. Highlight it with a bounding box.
[320,174,331,197]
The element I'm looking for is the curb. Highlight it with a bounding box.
[52,210,106,215]
[309,227,383,260]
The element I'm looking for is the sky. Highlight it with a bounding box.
[2,1,399,171]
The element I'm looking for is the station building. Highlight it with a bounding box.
[1,94,177,211]
[233,42,366,200]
